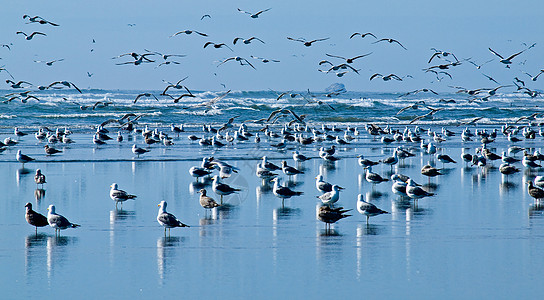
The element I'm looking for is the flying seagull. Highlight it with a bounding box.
[372,38,407,50]
[16,31,46,40]
[488,47,526,65]
[237,8,271,18]
[287,37,329,47]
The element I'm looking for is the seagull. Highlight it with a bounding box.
[34,59,64,66]
[369,73,402,81]
[34,169,46,188]
[110,183,137,207]
[0,66,14,79]
[217,56,255,69]
[204,42,233,51]
[198,189,221,210]
[237,8,272,18]
[212,175,241,203]
[287,37,329,47]
[271,177,303,202]
[437,153,457,167]
[281,160,304,178]
[349,32,377,39]
[16,150,34,165]
[406,179,434,200]
[250,55,280,63]
[315,174,337,193]
[47,205,80,236]
[201,14,211,20]
[372,38,407,50]
[293,151,311,164]
[189,166,212,181]
[170,30,208,37]
[488,47,526,65]
[266,108,304,123]
[357,194,388,224]
[233,36,265,45]
[132,144,150,157]
[317,205,351,231]
[16,31,47,40]
[524,70,544,82]
[317,185,342,205]
[48,81,82,93]
[44,145,62,155]
[25,203,49,234]
[157,201,189,235]
[482,73,500,84]
[6,80,32,89]
[133,93,158,103]
[357,154,380,168]
[428,49,458,63]
[23,15,59,26]
[527,181,544,201]
[467,58,494,69]
[364,166,389,185]
[325,52,372,64]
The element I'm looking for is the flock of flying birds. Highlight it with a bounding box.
[0,8,542,107]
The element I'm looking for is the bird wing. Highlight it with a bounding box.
[428,52,440,63]
[369,73,382,81]
[325,53,346,60]
[392,39,407,50]
[287,37,305,43]
[237,8,251,15]
[506,49,525,61]
[233,38,242,45]
[310,37,329,43]
[372,38,387,44]
[255,8,272,15]
[217,57,235,67]
[350,53,372,60]
[69,82,82,93]
[349,32,361,39]
[488,48,504,59]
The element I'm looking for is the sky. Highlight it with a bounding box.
[1,0,543,93]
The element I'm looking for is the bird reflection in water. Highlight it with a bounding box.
[366,190,386,201]
[16,167,32,186]
[157,236,182,281]
[109,209,136,223]
[273,206,301,221]
[529,202,544,217]
[25,233,48,275]
[46,235,78,278]
[189,179,213,194]
[356,223,383,236]
[34,188,46,201]
[422,182,439,193]
[500,181,518,192]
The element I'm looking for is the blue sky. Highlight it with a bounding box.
[1,0,542,92]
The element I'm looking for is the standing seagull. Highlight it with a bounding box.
[317,205,351,231]
[212,175,241,203]
[35,169,46,188]
[17,149,35,166]
[198,189,221,211]
[317,185,342,205]
[47,205,80,236]
[25,202,49,234]
[157,201,189,235]
[132,144,150,158]
[357,194,388,224]
[110,183,137,208]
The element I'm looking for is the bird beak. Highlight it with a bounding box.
[157,204,161,207]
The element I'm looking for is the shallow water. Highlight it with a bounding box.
[2,130,544,298]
